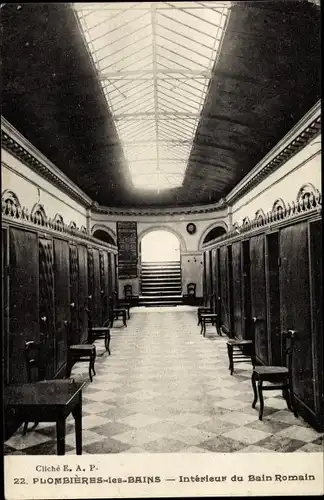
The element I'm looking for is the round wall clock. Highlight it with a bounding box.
[186,223,197,235]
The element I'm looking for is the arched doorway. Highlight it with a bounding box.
[139,229,182,306]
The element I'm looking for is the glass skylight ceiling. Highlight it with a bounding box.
[74,2,230,191]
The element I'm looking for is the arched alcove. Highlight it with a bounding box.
[200,223,227,248]
[93,229,116,245]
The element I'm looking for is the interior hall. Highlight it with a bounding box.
[1,1,323,456]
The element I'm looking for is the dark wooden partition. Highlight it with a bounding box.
[69,244,80,344]
[232,241,242,338]
[39,237,55,379]
[280,222,314,414]
[3,203,118,440]
[250,234,268,364]
[201,188,322,431]
[219,245,231,332]
[78,244,88,343]
[53,238,70,373]
[309,219,323,429]
[9,228,39,384]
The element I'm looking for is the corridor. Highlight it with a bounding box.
[4,307,323,455]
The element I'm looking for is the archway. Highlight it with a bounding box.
[141,229,180,263]
[139,229,182,306]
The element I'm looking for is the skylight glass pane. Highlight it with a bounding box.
[74,2,230,191]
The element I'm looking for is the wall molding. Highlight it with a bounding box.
[203,184,322,250]
[1,192,118,253]
[226,100,321,204]
[1,118,93,209]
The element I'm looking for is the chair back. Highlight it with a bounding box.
[187,283,196,297]
[281,330,296,371]
[24,341,46,382]
[124,284,133,299]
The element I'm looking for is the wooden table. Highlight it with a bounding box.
[5,380,85,455]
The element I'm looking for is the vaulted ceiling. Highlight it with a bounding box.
[1,1,320,208]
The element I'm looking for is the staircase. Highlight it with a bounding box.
[139,261,183,306]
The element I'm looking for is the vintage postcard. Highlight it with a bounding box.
[1,1,322,499]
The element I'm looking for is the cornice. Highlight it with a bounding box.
[1,118,93,209]
[226,100,321,204]
[91,199,228,217]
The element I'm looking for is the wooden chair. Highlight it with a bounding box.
[197,306,212,325]
[87,311,111,355]
[65,321,96,382]
[252,329,298,421]
[222,319,256,375]
[109,294,128,326]
[200,312,220,337]
[22,340,74,435]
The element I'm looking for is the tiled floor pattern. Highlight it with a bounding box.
[4,306,323,455]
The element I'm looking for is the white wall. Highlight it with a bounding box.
[91,209,229,298]
[2,149,88,227]
[231,135,321,225]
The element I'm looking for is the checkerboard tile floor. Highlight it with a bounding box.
[4,306,323,455]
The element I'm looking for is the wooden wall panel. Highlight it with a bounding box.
[204,251,211,306]
[78,245,88,343]
[69,244,79,344]
[232,241,242,338]
[250,235,268,364]
[265,232,281,365]
[219,245,230,331]
[92,248,101,325]
[211,248,218,314]
[108,251,113,297]
[242,240,252,340]
[100,251,109,322]
[9,228,39,384]
[280,222,314,412]
[53,238,70,372]
[39,237,55,379]
[309,220,323,427]
[2,228,9,384]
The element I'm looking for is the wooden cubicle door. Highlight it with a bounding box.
[92,248,101,325]
[280,222,314,413]
[250,234,268,364]
[265,232,281,365]
[219,245,231,332]
[53,237,70,373]
[39,237,55,379]
[2,228,9,384]
[78,244,88,343]
[241,240,252,340]
[232,241,243,339]
[309,219,323,427]
[100,251,109,322]
[9,228,39,384]
[69,244,79,344]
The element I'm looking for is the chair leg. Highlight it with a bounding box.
[105,332,111,355]
[251,372,258,408]
[88,361,93,382]
[22,422,29,435]
[288,377,298,418]
[66,354,73,379]
[91,354,96,376]
[257,380,264,420]
[227,344,234,375]
[123,312,127,327]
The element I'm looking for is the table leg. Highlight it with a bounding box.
[72,396,82,455]
[56,418,66,455]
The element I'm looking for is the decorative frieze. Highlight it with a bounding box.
[203,185,322,249]
[1,191,117,252]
